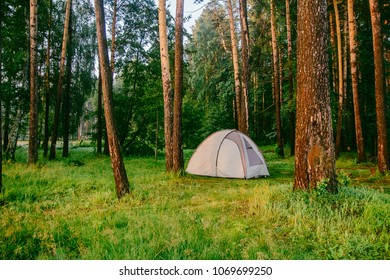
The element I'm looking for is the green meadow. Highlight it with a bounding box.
[1,146,389,260]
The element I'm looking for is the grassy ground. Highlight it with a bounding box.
[0,146,389,260]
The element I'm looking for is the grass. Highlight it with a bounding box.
[0,146,389,260]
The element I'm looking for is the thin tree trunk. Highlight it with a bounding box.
[94,0,130,199]
[97,72,103,154]
[286,0,295,156]
[294,0,337,193]
[271,0,284,157]
[43,0,52,157]
[239,0,249,134]
[158,0,173,170]
[227,0,242,132]
[333,0,344,158]
[5,108,23,160]
[369,0,389,173]
[347,0,365,162]
[227,0,242,130]
[172,0,184,173]
[3,98,10,151]
[49,0,72,160]
[62,6,73,158]
[28,0,39,164]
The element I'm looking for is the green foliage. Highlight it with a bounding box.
[1,147,389,260]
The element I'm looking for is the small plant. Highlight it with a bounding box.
[338,170,351,188]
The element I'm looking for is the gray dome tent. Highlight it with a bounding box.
[186,129,269,178]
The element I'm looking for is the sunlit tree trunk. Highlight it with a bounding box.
[173,0,184,172]
[49,0,72,160]
[369,0,389,173]
[62,6,73,158]
[294,0,337,193]
[239,0,249,134]
[28,0,39,164]
[94,0,130,199]
[158,0,173,171]
[347,0,365,162]
[271,0,284,157]
[227,0,242,132]
[333,0,344,158]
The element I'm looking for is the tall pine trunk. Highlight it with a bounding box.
[227,0,242,132]
[286,0,295,156]
[369,0,389,173]
[271,0,284,157]
[348,0,366,162]
[239,0,249,134]
[294,0,337,193]
[172,0,184,173]
[158,0,173,171]
[333,0,344,158]
[0,0,3,192]
[28,0,38,164]
[49,0,72,160]
[94,0,130,199]
[62,6,73,158]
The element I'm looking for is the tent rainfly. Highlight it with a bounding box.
[186,129,270,179]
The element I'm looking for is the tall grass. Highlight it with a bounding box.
[0,147,389,259]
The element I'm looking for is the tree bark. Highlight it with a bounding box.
[271,0,284,157]
[28,0,39,164]
[97,72,103,154]
[239,0,249,134]
[347,0,366,163]
[286,0,295,156]
[0,1,3,192]
[294,0,337,192]
[173,0,184,172]
[110,0,117,75]
[43,0,52,158]
[227,0,242,133]
[333,0,344,159]
[369,0,389,173]
[49,0,72,160]
[62,6,73,158]
[158,0,173,171]
[94,0,130,199]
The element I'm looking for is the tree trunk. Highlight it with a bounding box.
[49,0,72,160]
[0,1,2,192]
[286,0,295,156]
[239,0,249,135]
[369,0,389,173]
[158,0,173,171]
[28,0,39,165]
[5,108,23,160]
[333,0,344,159]
[94,0,130,199]
[62,6,73,158]
[97,72,103,154]
[172,0,184,173]
[271,0,284,157]
[294,0,337,193]
[227,0,242,133]
[43,0,52,158]
[347,0,365,162]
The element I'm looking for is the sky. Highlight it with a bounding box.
[154,0,210,32]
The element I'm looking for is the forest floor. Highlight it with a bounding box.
[1,145,389,259]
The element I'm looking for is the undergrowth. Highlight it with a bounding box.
[0,147,389,260]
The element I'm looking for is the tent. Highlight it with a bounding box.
[186,129,270,179]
